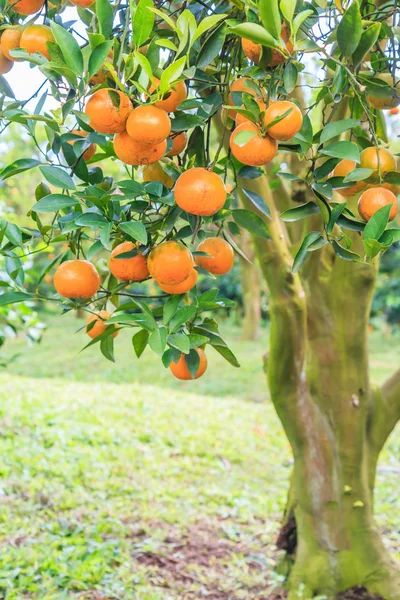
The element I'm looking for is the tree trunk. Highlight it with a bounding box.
[236,174,400,599]
[238,231,261,341]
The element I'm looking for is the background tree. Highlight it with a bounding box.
[0,0,400,598]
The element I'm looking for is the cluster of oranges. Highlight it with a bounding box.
[84,80,188,167]
[226,78,303,167]
[52,236,234,379]
[0,23,54,73]
[332,147,399,222]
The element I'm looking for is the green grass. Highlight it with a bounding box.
[0,312,399,599]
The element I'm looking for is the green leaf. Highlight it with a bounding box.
[320,141,360,162]
[197,24,227,68]
[189,334,209,349]
[32,194,78,212]
[100,333,115,362]
[185,349,201,378]
[327,202,347,234]
[352,23,381,67]
[241,188,271,219]
[233,130,257,147]
[0,75,15,98]
[311,187,331,225]
[281,202,320,222]
[337,214,365,232]
[280,0,296,24]
[159,56,186,92]
[337,0,362,57]
[192,14,227,43]
[232,209,270,239]
[168,332,190,354]
[343,168,374,182]
[133,0,155,47]
[292,10,313,37]
[50,21,84,75]
[228,23,277,48]
[258,0,281,39]
[132,329,149,358]
[0,291,32,306]
[212,344,240,367]
[96,0,114,39]
[88,40,113,78]
[320,119,360,144]
[119,221,148,245]
[171,113,205,132]
[163,294,182,325]
[0,159,41,181]
[364,204,392,242]
[292,231,324,273]
[332,240,360,262]
[75,213,108,227]
[107,312,156,331]
[5,223,23,248]
[384,171,400,186]
[149,326,167,356]
[169,306,197,332]
[283,61,298,94]
[40,166,76,191]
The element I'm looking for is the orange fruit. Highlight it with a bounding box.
[86,310,119,339]
[156,268,198,294]
[85,89,132,134]
[230,122,277,167]
[167,132,187,157]
[54,260,100,299]
[114,131,166,166]
[126,105,171,146]
[269,24,293,67]
[358,187,398,222]
[89,50,113,86]
[148,241,193,285]
[332,159,366,197]
[390,107,399,115]
[70,0,94,6]
[264,100,303,141]
[12,0,44,14]
[174,167,227,216]
[242,38,261,64]
[0,29,23,62]
[170,348,208,380]
[109,241,149,282]
[359,147,396,182]
[150,78,187,113]
[20,25,54,60]
[195,237,234,275]
[228,78,259,118]
[0,47,13,75]
[236,100,267,127]
[68,130,97,162]
[143,162,174,188]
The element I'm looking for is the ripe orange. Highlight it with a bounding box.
[167,132,187,157]
[228,78,259,118]
[12,0,44,14]
[0,29,23,62]
[85,89,132,134]
[156,268,198,294]
[150,78,187,113]
[174,167,227,216]
[0,48,13,75]
[359,147,396,182]
[89,50,113,86]
[390,107,399,115]
[54,260,100,299]
[195,237,234,275]
[68,130,97,162]
[148,241,193,285]
[236,100,267,127]
[230,122,277,167]
[332,159,366,197]
[126,105,171,146]
[109,241,149,282]
[20,25,54,60]
[170,348,208,380]
[269,24,293,67]
[143,162,174,188]
[264,100,303,141]
[86,310,119,339]
[114,131,166,166]
[70,0,94,6]
[242,38,261,64]
[358,187,398,222]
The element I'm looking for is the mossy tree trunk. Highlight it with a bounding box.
[237,174,400,600]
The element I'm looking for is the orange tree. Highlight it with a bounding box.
[1,0,400,596]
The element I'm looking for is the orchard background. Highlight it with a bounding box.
[0,0,400,598]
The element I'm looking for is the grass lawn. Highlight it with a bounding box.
[0,311,399,599]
